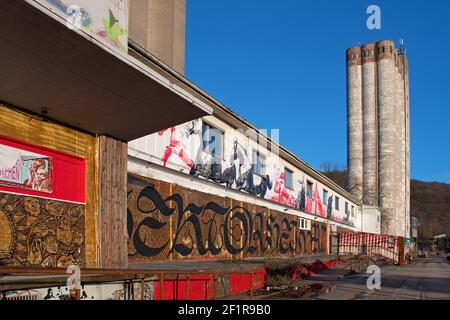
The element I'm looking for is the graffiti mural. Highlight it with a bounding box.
[0,192,85,267]
[41,0,128,52]
[0,143,52,193]
[147,119,356,227]
[305,183,326,217]
[270,172,295,207]
[127,174,328,262]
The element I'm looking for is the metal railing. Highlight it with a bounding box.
[0,267,256,300]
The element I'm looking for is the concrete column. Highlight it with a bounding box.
[129,0,186,75]
[346,46,363,201]
[400,54,411,238]
[376,40,397,236]
[396,54,406,238]
[361,43,378,206]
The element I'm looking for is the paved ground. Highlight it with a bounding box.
[312,257,450,300]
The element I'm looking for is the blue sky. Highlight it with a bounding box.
[185,0,450,183]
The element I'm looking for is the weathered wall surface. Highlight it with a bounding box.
[97,136,128,269]
[346,46,363,201]
[361,44,378,206]
[0,192,85,267]
[0,105,96,267]
[127,174,329,262]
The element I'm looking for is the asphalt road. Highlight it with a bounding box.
[315,257,450,300]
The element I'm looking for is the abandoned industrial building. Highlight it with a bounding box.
[0,0,410,300]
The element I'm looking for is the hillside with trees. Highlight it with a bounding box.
[320,164,450,240]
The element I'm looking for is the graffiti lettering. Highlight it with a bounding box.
[127,175,328,261]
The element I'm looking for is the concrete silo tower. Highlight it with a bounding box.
[346,46,363,201]
[398,49,411,238]
[346,39,410,237]
[376,39,398,236]
[129,0,186,75]
[361,43,378,206]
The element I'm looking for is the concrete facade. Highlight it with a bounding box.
[361,43,378,206]
[361,206,381,235]
[346,46,363,201]
[346,40,410,237]
[129,0,186,75]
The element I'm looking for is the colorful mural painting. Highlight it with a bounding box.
[127,174,328,262]
[0,137,86,203]
[0,144,52,193]
[137,119,356,227]
[0,136,87,267]
[41,0,128,52]
[0,192,85,267]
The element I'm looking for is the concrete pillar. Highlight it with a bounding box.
[346,46,363,201]
[400,54,411,238]
[361,43,378,206]
[376,40,397,236]
[129,0,186,75]
[392,52,401,237]
[397,53,406,238]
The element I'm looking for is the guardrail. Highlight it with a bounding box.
[338,232,404,264]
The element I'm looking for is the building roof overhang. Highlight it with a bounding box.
[0,0,212,142]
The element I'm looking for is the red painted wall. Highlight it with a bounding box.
[229,269,266,295]
[153,275,213,300]
[0,135,85,203]
[153,269,266,300]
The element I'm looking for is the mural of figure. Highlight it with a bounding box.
[296,179,306,211]
[190,136,236,187]
[232,141,272,197]
[253,174,272,198]
[327,195,334,220]
[234,141,252,191]
[271,172,295,207]
[305,183,326,217]
[158,121,198,169]
[23,158,52,193]
[343,207,351,223]
[220,140,248,188]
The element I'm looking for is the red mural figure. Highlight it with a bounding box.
[305,183,326,217]
[271,172,295,208]
[24,158,51,193]
[158,126,194,169]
